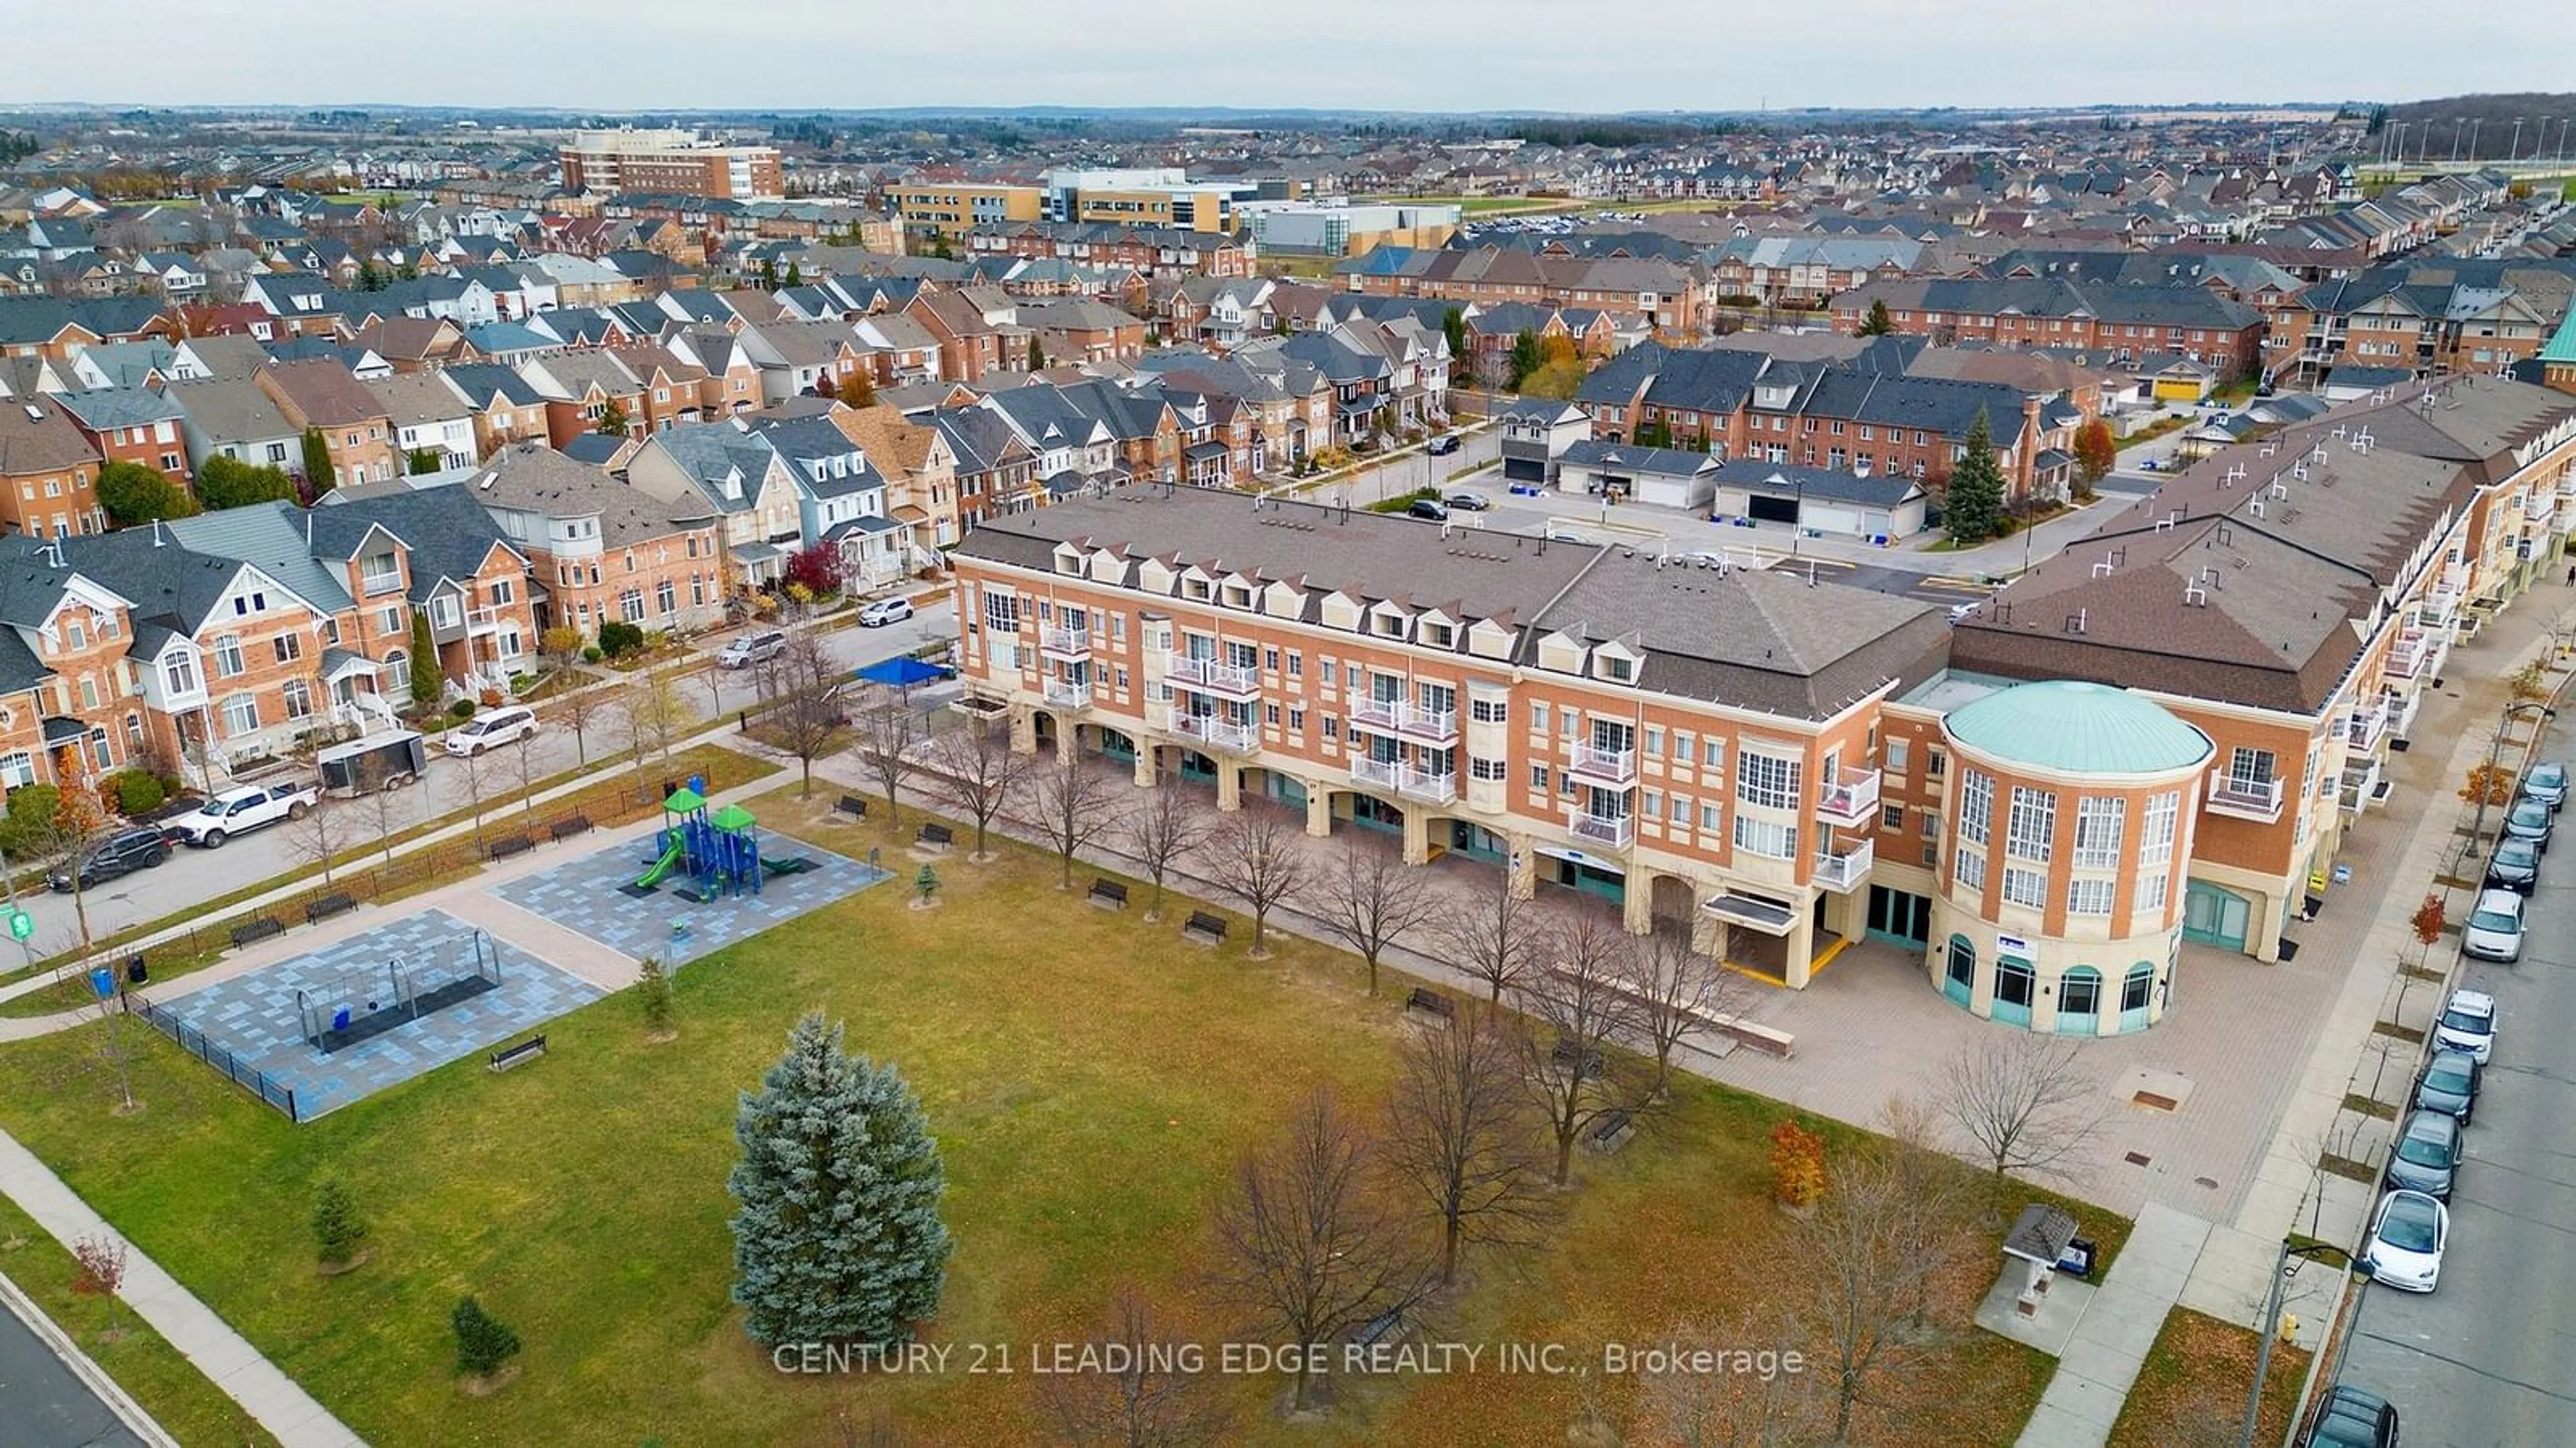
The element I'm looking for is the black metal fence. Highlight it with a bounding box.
[129,995,301,1123]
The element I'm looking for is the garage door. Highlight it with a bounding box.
[1746,494,1799,524]
[1504,457,1545,482]
[1803,502,1862,535]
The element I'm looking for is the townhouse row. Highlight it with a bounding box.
[946,375,2576,1036]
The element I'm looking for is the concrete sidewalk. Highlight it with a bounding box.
[0,1131,364,1448]
[2013,1204,2214,1448]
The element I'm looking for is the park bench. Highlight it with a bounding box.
[1551,1040,1605,1080]
[1406,986,1456,1023]
[488,1035,548,1072]
[1181,911,1228,947]
[915,821,953,851]
[1588,1108,1636,1154]
[1348,1308,1405,1351]
[487,833,535,861]
[547,814,593,842]
[1716,1019,1796,1059]
[1087,878,1128,911]
[836,794,869,821]
[229,916,285,949]
[304,892,357,925]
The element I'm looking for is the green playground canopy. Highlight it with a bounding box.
[661,786,707,813]
[710,805,757,831]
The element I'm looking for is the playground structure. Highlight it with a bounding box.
[293,929,503,1055]
[633,780,764,899]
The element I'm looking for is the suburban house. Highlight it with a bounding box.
[622,418,806,590]
[0,395,106,537]
[453,441,727,641]
[256,358,398,488]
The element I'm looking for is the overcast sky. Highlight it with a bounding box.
[6,1,2568,113]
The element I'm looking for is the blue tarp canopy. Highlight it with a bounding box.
[855,656,950,688]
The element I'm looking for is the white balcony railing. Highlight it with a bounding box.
[1567,743,1638,786]
[1042,677,1092,711]
[1040,626,1091,659]
[1350,695,1402,733]
[1815,766,1882,825]
[1813,838,1874,892]
[1350,698,1458,743]
[2383,631,2430,680]
[1349,757,1458,804]
[466,605,504,634]
[1173,712,1256,754]
[1165,651,1258,698]
[1566,807,1635,850]
[2345,703,2388,752]
[1350,755,1403,791]
[2204,774,2286,823]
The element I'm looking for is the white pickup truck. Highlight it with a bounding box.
[170,780,319,848]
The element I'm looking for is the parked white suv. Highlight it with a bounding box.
[719,629,788,669]
[443,705,539,757]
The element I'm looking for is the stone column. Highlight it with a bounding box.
[1132,745,1159,790]
[1305,784,1334,839]
[1401,806,1431,866]
[1780,901,1816,990]
[1506,833,1537,900]
[1216,762,1242,812]
[1621,868,1655,935]
[1007,703,1036,756]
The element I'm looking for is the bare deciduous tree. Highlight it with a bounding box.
[364,776,410,871]
[1384,999,1553,1285]
[1199,807,1308,957]
[507,728,545,821]
[1621,921,1740,1100]
[1120,778,1206,922]
[849,685,920,827]
[558,680,610,766]
[1212,1088,1432,1416]
[1792,1128,1974,1444]
[286,790,351,886]
[622,668,695,772]
[453,746,492,847]
[1513,910,1648,1186]
[1301,837,1438,997]
[1628,1308,1827,1448]
[757,631,846,796]
[1023,749,1120,890]
[927,717,1030,861]
[1440,871,1540,1004]
[1874,1096,1980,1333]
[1040,1284,1232,1448]
[1934,1032,2105,1185]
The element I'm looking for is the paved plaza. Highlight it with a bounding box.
[490,832,893,968]
[152,909,602,1121]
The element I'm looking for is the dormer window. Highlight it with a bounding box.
[1373,613,1406,640]
[1221,583,1254,610]
[1599,655,1635,684]
[1419,622,1454,650]
[1183,576,1212,601]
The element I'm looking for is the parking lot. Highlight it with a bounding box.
[2333,721,2576,1447]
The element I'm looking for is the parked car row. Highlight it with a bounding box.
[2309,765,2565,1442]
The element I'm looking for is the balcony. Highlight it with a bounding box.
[1566,807,1635,851]
[1813,838,1874,892]
[2383,631,2431,681]
[1566,743,1638,787]
[1165,651,1259,699]
[2204,773,2286,823]
[1348,697,1458,743]
[1172,712,1256,755]
[2417,586,2460,627]
[1040,626,1091,660]
[1042,677,1093,711]
[1815,766,1882,826]
[1349,756,1458,805]
[466,605,505,635]
[2345,701,2390,752]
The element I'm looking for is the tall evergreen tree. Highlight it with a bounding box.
[300,427,335,495]
[408,606,442,711]
[1943,407,2006,546]
[1027,335,1046,372]
[784,260,804,289]
[729,1012,953,1347]
[1440,306,1467,370]
[1858,299,1894,336]
[759,258,780,291]
[1508,329,1542,390]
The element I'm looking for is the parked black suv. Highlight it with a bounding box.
[48,826,172,892]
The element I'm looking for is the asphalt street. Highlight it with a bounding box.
[5,599,954,958]
[0,1284,147,1448]
[2334,709,2576,1447]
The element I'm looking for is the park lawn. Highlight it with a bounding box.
[0,1196,281,1447]
[2105,1306,2309,1448]
[0,785,2127,1446]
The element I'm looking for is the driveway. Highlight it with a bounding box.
[7,598,953,958]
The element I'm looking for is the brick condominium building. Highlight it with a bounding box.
[559,130,784,202]
[947,375,2576,1035]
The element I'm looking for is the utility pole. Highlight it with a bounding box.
[2238,1239,2346,1448]
[2469,118,2483,163]
[2510,118,2526,164]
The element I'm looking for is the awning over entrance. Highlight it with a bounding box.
[1532,843,1625,875]
[320,646,379,683]
[1703,890,1796,934]
[40,715,85,747]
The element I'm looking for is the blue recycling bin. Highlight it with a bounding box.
[332,1006,352,1031]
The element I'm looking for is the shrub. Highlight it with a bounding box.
[582,645,604,664]
[449,698,478,720]
[155,774,185,798]
[451,1296,522,1378]
[597,621,646,658]
[478,686,504,709]
[107,770,164,817]
[312,1180,368,1266]
[0,784,61,857]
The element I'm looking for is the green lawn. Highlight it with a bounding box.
[2106,1306,2309,1448]
[0,786,2123,1445]
[0,1196,280,1447]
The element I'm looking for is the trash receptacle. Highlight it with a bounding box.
[2056,1237,2096,1280]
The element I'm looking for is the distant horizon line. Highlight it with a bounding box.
[0,99,2433,121]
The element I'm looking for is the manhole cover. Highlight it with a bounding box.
[2194,1176,2220,1190]
[2124,1151,2153,1167]
[2133,1091,2180,1112]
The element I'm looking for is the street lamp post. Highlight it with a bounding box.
[2472,698,2556,847]
[2510,118,2526,164]
[2237,1239,2348,1448]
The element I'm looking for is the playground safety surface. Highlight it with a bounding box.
[491,831,894,968]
